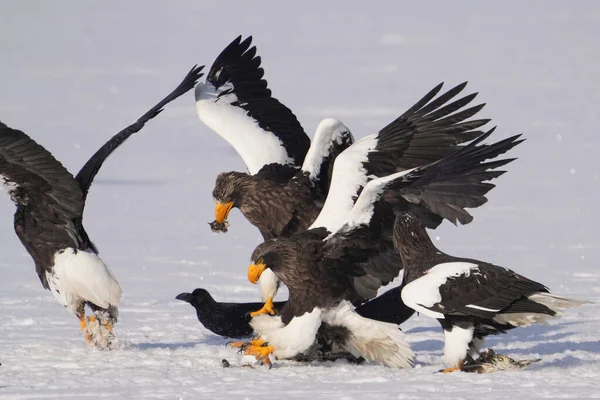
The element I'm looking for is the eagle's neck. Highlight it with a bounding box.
[393,213,440,279]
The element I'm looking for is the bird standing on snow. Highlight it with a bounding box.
[236,130,522,368]
[195,36,491,319]
[176,285,414,338]
[396,212,588,372]
[0,65,204,349]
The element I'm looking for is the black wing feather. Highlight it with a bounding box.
[364,82,490,176]
[323,129,522,299]
[0,122,83,218]
[207,35,310,166]
[424,261,550,318]
[76,64,205,200]
[384,129,524,228]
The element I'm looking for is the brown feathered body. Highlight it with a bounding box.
[213,170,322,240]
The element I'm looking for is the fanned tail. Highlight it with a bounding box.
[324,302,413,368]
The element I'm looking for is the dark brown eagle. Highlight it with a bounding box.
[195,36,491,318]
[0,65,204,349]
[238,130,523,368]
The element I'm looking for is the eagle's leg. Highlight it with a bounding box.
[250,297,277,317]
[86,304,117,350]
[77,303,92,344]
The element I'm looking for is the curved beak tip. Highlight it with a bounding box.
[248,263,266,284]
[215,202,234,224]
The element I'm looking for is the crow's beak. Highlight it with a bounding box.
[176,292,193,303]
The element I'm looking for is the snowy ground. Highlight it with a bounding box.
[1,1,599,398]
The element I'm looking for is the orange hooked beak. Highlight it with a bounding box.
[248,262,267,284]
[215,201,234,223]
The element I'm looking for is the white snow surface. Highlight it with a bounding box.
[1,1,599,398]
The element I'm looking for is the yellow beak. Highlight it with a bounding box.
[215,202,234,223]
[248,263,267,284]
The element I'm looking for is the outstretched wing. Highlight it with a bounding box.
[300,118,355,201]
[381,130,523,227]
[310,82,489,233]
[323,130,522,299]
[0,121,83,219]
[76,64,205,200]
[195,36,310,175]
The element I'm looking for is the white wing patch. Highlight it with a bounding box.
[465,304,501,312]
[301,118,352,181]
[195,82,293,175]
[309,134,379,233]
[342,168,416,230]
[401,262,480,319]
[48,248,122,315]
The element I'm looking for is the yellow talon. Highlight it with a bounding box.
[79,315,92,344]
[250,298,277,317]
[229,338,265,349]
[244,344,275,360]
[441,360,465,373]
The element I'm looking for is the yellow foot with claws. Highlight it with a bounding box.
[227,339,274,368]
[244,344,275,360]
[440,361,465,373]
[79,315,91,344]
[250,298,277,317]
[228,338,265,349]
[243,344,275,368]
[79,314,115,349]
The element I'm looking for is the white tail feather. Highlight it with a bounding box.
[493,312,553,326]
[493,292,589,327]
[49,249,121,315]
[324,301,414,368]
[528,292,590,311]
